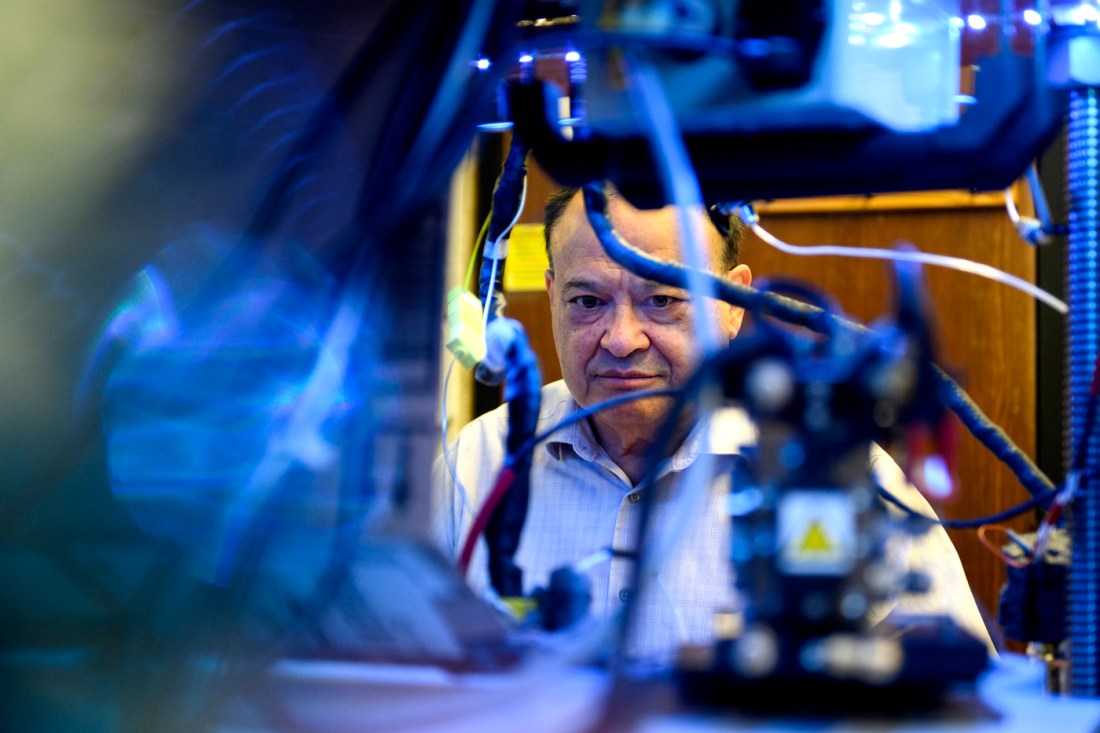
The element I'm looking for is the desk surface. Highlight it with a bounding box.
[229,653,1100,733]
[635,655,1100,732]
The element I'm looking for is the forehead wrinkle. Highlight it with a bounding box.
[560,271,689,299]
[560,276,602,292]
[559,269,625,292]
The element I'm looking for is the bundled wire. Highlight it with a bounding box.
[458,465,517,575]
[977,524,1036,569]
[475,137,530,386]
[935,371,1053,497]
[975,356,1100,568]
[479,139,530,318]
[580,183,835,333]
[457,318,541,598]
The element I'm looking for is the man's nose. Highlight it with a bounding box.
[600,304,649,357]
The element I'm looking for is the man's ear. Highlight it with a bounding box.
[545,268,555,299]
[726,264,751,338]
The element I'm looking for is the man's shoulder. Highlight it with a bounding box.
[539,379,574,412]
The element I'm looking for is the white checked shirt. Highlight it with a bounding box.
[432,380,993,663]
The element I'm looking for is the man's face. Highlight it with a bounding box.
[545,193,752,433]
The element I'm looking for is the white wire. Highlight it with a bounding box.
[440,357,474,519]
[1004,187,1022,227]
[574,547,613,573]
[481,176,529,332]
[482,255,500,335]
[458,176,531,515]
[749,220,1068,315]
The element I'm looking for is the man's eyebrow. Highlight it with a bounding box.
[560,277,602,291]
[561,276,690,293]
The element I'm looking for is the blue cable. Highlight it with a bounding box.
[516,388,679,460]
[934,368,1054,496]
[879,484,1055,530]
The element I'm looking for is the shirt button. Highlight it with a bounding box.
[628,492,641,504]
[619,589,632,602]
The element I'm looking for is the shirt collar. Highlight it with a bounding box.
[669,405,756,469]
[543,398,602,462]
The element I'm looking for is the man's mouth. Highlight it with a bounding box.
[595,371,659,387]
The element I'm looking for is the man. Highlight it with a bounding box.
[434,185,993,662]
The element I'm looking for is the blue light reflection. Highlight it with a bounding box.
[99,230,375,587]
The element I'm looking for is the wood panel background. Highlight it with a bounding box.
[499,161,1041,645]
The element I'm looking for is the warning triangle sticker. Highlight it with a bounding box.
[799,520,834,554]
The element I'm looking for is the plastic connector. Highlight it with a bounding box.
[501,596,537,624]
[445,286,486,369]
[534,566,592,631]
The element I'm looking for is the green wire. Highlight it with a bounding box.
[464,212,492,292]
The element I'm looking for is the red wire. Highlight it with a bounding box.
[456,465,516,576]
[977,524,1031,569]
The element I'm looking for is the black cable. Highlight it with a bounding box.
[528,27,746,60]
[515,388,680,461]
[581,183,836,334]
[934,367,1055,496]
[484,322,542,597]
[581,182,1056,501]
[578,182,1060,667]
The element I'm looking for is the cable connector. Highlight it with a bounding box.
[1014,216,1054,246]
[445,286,485,369]
[482,317,520,376]
[733,203,759,227]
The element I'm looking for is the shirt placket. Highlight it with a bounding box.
[608,485,645,612]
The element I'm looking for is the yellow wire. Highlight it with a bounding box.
[465,212,492,292]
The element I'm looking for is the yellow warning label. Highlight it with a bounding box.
[777,491,855,575]
[798,520,834,554]
[502,223,550,293]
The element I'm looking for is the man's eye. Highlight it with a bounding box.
[650,294,678,308]
[571,295,602,309]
